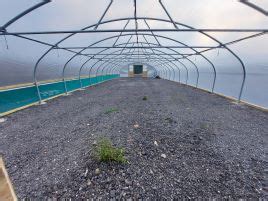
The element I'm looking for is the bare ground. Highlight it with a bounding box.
[0,78,267,199]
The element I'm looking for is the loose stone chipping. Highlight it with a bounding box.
[0,78,267,199]
[0,118,6,123]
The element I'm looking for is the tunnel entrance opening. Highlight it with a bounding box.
[128,64,148,78]
[134,65,143,75]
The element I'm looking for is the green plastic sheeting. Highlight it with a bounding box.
[0,74,119,114]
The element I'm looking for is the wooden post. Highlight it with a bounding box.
[0,157,17,201]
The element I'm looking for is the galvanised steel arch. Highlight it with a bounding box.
[76,41,183,87]
[58,30,215,96]
[59,32,189,94]
[57,30,215,95]
[100,49,179,80]
[1,0,267,105]
[90,48,175,86]
[62,37,178,92]
[93,46,184,84]
[77,43,174,89]
[92,40,200,87]
[28,16,245,103]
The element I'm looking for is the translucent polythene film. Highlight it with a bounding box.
[0,0,267,111]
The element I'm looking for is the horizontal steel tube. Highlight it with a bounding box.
[1,29,267,35]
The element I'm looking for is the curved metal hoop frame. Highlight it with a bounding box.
[2,1,262,104]
[29,17,246,103]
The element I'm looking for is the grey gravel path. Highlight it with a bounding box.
[0,78,267,199]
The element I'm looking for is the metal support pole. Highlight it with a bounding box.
[158,0,179,29]
[1,0,51,31]
[94,0,114,30]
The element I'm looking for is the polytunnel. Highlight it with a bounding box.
[0,0,267,199]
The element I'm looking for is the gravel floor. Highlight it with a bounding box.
[0,78,267,199]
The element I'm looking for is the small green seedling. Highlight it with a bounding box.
[142,96,148,101]
[105,108,119,114]
[94,138,127,163]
